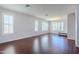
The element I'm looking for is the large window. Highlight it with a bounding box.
[52,22,57,31]
[42,21,48,31]
[35,20,39,32]
[3,15,14,34]
[52,21,64,32]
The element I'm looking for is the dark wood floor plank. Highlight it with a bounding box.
[0,34,79,54]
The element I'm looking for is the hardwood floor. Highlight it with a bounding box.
[0,34,79,54]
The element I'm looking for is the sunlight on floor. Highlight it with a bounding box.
[3,45,16,54]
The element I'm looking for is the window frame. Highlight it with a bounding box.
[2,14,14,35]
[35,20,39,32]
[52,21,64,32]
[42,21,48,31]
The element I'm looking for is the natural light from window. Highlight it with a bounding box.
[35,20,39,32]
[52,21,64,32]
[3,15,14,34]
[42,21,48,31]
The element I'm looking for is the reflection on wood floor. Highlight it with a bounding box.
[0,34,79,54]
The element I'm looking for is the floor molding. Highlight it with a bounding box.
[76,44,79,47]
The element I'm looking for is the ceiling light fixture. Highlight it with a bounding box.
[49,16,61,21]
[26,4,31,7]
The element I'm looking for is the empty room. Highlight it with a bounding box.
[0,4,79,54]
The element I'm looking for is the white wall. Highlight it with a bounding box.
[0,7,49,43]
[50,15,67,34]
[67,13,75,40]
[0,12,2,36]
[75,5,79,47]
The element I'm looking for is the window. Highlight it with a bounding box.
[42,21,48,31]
[58,22,61,31]
[52,21,64,32]
[35,20,39,31]
[3,15,14,34]
[52,22,57,31]
[61,22,64,31]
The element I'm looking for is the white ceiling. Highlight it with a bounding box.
[0,4,76,21]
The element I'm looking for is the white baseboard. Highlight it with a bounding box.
[75,44,79,47]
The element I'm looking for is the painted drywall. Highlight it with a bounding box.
[75,5,79,47]
[50,15,67,34]
[0,7,49,43]
[67,13,75,40]
[0,12,2,36]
